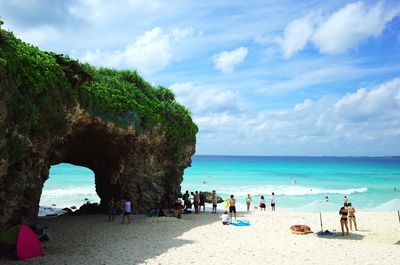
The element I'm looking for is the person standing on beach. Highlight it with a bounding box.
[121,198,132,224]
[108,196,116,221]
[183,190,191,211]
[339,206,349,236]
[199,192,206,212]
[194,191,200,214]
[211,190,217,214]
[270,192,276,211]
[347,203,357,231]
[174,198,183,219]
[325,196,329,202]
[259,196,266,211]
[228,195,237,220]
[246,194,252,212]
[343,196,349,207]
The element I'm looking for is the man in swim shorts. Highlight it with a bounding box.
[228,195,236,220]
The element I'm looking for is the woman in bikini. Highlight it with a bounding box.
[339,206,349,236]
[347,203,357,231]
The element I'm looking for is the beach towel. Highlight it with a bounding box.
[230,219,250,226]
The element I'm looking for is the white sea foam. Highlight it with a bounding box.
[41,187,97,197]
[38,207,67,217]
[211,185,368,196]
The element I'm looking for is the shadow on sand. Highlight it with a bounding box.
[316,232,365,240]
[0,209,225,265]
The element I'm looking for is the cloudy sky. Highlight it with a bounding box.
[1,0,400,156]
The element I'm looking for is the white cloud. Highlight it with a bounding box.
[273,1,400,57]
[312,1,399,54]
[71,27,197,74]
[334,77,400,122]
[170,82,244,114]
[11,25,59,46]
[195,77,400,155]
[213,47,248,73]
[275,14,318,58]
[68,0,162,24]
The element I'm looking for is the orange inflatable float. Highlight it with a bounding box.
[290,225,312,235]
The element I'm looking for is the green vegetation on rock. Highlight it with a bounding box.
[0,23,197,162]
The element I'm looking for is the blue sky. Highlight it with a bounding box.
[1,0,400,156]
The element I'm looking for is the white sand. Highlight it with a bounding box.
[1,208,399,265]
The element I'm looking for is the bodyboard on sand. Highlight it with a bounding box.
[231,220,250,226]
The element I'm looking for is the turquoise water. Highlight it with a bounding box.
[41,156,400,209]
[181,156,400,209]
[40,165,98,208]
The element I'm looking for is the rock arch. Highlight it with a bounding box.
[0,26,197,232]
[0,109,195,232]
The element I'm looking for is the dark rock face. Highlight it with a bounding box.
[0,105,195,232]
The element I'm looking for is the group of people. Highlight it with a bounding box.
[108,197,132,224]
[107,190,279,225]
[246,193,276,212]
[181,190,207,214]
[338,196,358,236]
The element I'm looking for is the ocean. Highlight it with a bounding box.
[40,155,400,210]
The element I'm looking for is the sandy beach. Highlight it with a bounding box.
[1,206,399,265]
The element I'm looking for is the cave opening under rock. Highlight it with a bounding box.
[40,163,100,210]
[48,122,126,210]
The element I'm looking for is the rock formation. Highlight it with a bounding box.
[0,23,198,232]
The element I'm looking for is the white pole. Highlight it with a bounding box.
[320,212,323,231]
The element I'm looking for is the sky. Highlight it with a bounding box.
[1,0,400,156]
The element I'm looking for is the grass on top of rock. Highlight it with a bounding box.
[0,23,197,162]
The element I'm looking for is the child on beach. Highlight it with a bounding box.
[259,196,266,211]
[221,211,230,225]
[246,194,252,212]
